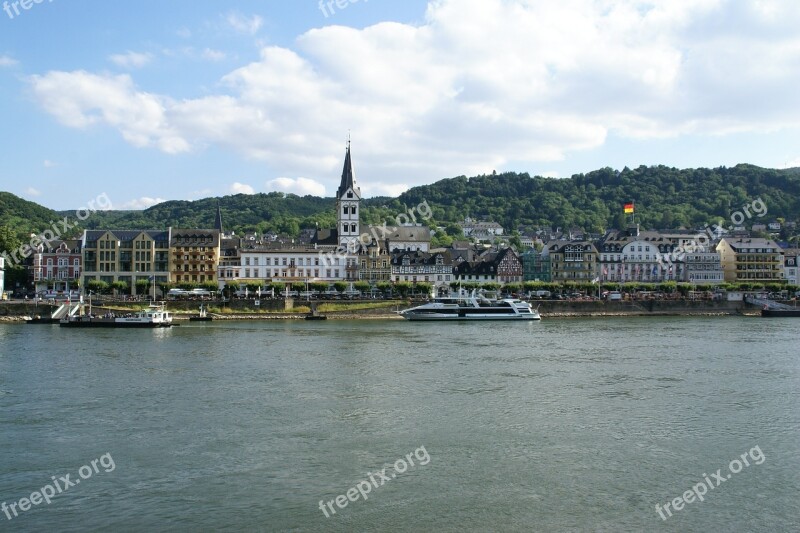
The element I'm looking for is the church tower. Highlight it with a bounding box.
[336,140,361,250]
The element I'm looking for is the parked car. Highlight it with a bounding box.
[190,288,212,298]
[167,289,189,299]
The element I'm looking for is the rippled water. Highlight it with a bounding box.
[1,317,798,532]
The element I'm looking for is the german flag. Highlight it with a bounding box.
[623,202,634,214]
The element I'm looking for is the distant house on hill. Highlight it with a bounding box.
[459,217,504,238]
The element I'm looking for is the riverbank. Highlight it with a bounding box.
[0,299,764,321]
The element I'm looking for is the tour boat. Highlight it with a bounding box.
[401,291,541,321]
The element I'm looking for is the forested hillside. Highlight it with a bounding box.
[397,164,800,232]
[2,164,799,246]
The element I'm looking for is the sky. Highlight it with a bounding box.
[1,0,800,211]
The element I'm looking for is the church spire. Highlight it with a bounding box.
[337,138,360,200]
[214,203,223,233]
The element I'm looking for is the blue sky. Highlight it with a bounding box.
[1,0,799,210]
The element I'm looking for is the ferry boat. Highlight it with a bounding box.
[60,303,173,328]
[401,291,541,321]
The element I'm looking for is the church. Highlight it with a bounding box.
[225,143,365,286]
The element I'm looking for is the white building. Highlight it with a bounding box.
[384,225,432,252]
[460,217,504,237]
[684,251,724,284]
[783,250,799,286]
[0,256,5,297]
[239,248,354,283]
[599,239,683,283]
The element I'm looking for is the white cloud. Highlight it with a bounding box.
[29,71,190,153]
[360,182,409,197]
[43,159,57,168]
[176,27,192,39]
[118,197,166,210]
[0,55,17,67]
[109,51,153,69]
[27,0,800,194]
[230,182,255,194]
[267,177,326,197]
[202,48,227,62]
[226,12,263,35]
[25,187,41,197]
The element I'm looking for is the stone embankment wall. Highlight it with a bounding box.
[0,299,757,320]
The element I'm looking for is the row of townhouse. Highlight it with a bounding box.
[526,225,793,285]
[81,228,220,294]
[18,144,796,294]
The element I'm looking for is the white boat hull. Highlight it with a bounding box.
[402,312,540,321]
[401,295,541,321]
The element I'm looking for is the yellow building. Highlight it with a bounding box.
[716,237,784,283]
[170,229,221,285]
[81,230,171,295]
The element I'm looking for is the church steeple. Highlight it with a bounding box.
[214,203,223,233]
[337,139,360,200]
[336,139,361,249]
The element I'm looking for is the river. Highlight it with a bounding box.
[0,317,798,532]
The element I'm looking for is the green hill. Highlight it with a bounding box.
[397,164,800,232]
[0,191,61,237]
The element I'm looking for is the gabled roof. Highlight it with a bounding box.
[390,249,451,266]
[455,260,496,276]
[83,229,169,242]
[383,225,432,243]
[171,229,221,246]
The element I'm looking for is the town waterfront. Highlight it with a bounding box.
[1,318,798,532]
